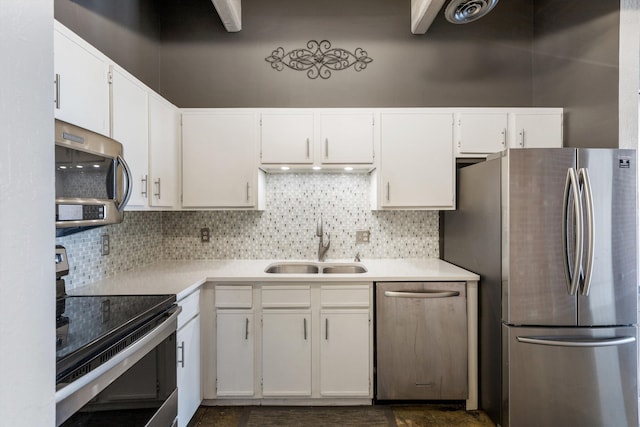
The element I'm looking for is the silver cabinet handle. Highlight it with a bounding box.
[54,73,61,109]
[519,129,525,147]
[141,175,148,198]
[386,182,390,202]
[245,317,249,340]
[246,182,250,202]
[578,167,594,296]
[384,290,460,298]
[562,168,582,296]
[517,335,635,348]
[303,318,307,340]
[154,177,161,199]
[177,341,185,368]
[325,138,329,159]
[501,128,506,146]
[325,318,329,340]
[306,138,310,158]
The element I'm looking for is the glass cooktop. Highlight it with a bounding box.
[56,294,175,383]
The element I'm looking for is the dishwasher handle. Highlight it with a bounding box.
[384,290,460,299]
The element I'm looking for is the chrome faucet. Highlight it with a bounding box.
[316,215,330,262]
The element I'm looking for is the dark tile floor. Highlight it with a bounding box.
[188,404,495,426]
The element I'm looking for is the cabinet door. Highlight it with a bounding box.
[182,112,258,207]
[379,112,454,208]
[319,113,374,164]
[261,113,314,164]
[149,94,179,208]
[457,112,507,154]
[319,310,370,396]
[54,26,110,136]
[511,113,563,148]
[177,315,202,427]
[111,67,149,208]
[262,310,312,396]
[216,311,255,397]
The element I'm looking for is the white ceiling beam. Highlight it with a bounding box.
[411,0,447,34]
[211,0,242,32]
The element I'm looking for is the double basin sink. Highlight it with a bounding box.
[265,261,367,274]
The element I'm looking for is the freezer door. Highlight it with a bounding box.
[503,325,638,427]
[505,148,578,325]
[577,149,637,326]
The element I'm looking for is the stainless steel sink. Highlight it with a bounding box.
[321,265,367,274]
[264,261,367,274]
[264,263,319,274]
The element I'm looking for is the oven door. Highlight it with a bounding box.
[56,306,181,427]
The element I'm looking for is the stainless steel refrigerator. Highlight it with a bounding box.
[443,148,638,427]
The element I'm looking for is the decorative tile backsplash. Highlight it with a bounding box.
[57,173,439,290]
[56,211,163,290]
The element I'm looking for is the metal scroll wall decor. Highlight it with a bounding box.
[265,40,373,80]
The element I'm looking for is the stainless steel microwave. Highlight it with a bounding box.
[55,120,132,236]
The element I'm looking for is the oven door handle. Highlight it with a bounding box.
[55,306,181,426]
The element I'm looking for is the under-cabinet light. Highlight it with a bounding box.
[281,166,290,171]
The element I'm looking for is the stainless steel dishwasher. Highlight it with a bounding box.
[376,282,467,400]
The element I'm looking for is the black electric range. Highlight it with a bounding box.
[54,245,176,387]
[56,293,176,385]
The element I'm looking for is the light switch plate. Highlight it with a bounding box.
[356,230,370,244]
[101,234,110,256]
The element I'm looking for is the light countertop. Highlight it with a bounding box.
[68,258,479,300]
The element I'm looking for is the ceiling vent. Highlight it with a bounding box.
[444,0,499,24]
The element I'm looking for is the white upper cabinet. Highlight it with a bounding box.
[319,113,374,164]
[261,112,314,164]
[376,111,455,210]
[148,94,180,208]
[510,110,563,149]
[182,110,265,209]
[260,110,375,167]
[54,22,110,136]
[455,108,564,156]
[111,66,150,208]
[456,111,508,155]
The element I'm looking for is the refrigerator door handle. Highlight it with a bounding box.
[516,335,635,348]
[562,167,583,296]
[578,167,595,296]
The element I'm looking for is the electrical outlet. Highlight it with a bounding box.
[101,234,110,255]
[356,230,370,244]
[200,228,210,243]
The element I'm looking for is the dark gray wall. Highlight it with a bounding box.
[159,0,534,108]
[532,1,619,148]
[54,0,162,92]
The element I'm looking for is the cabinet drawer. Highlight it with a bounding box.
[215,285,253,309]
[178,289,200,329]
[321,285,370,308]
[262,286,311,308]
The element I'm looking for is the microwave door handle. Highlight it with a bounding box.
[116,155,133,212]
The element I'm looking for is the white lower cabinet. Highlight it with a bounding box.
[262,310,312,396]
[211,283,372,403]
[215,311,255,396]
[177,291,202,427]
[319,310,370,396]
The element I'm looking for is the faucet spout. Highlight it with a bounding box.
[317,215,330,262]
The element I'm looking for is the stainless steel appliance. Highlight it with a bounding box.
[55,119,132,236]
[376,281,467,400]
[55,246,180,426]
[443,148,638,427]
